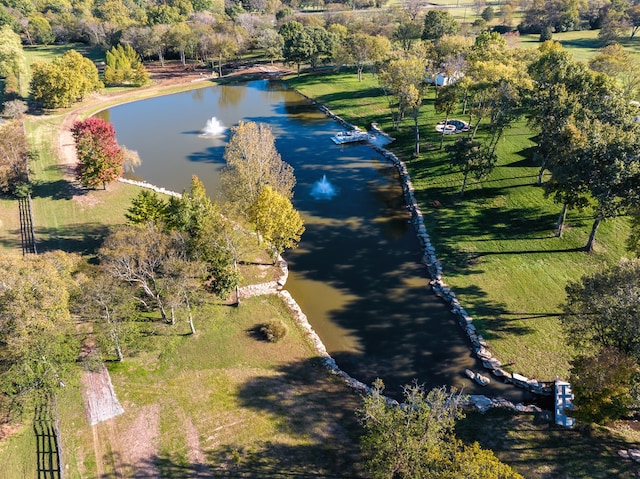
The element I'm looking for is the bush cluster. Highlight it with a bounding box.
[259,320,288,342]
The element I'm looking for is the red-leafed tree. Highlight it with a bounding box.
[72,117,124,190]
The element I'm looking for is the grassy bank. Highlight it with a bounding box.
[287,68,630,380]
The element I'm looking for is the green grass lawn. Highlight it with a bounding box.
[288,67,630,381]
[46,296,362,478]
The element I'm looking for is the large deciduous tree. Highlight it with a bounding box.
[358,379,523,479]
[221,120,295,211]
[344,33,391,82]
[280,20,315,77]
[0,120,29,195]
[446,137,497,196]
[74,272,140,362]
[166,176,238,297]
[561,259,640,421]
[421,10,460,42]
[30,49,102,108]
[561,258,640,360]
[248,185,305,262]
[99,223,174,321]
[0,25,26,95]
[555,118,640,252]
[378,54,429,156]
[0,252,80,405]
[72,117,124,189]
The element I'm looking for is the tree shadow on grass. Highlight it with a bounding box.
[457,409,640,479]
[30,179,80,201]
[121,449,362,479]
[34,223,110,254]
[235,358,364,477]
[96,358,365,478]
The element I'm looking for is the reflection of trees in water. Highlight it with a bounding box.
[218,84,246,109]
[190,87,206,103]
[94,109,110,124]
[283,96,324,125]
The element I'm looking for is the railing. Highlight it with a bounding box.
[34,394,63,478]
[18,193,37,255]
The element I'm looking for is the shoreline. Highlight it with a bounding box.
[54,68,546,413]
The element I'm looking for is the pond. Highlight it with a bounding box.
[98,79,534,402]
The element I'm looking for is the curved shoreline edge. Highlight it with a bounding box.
[112,83,545,413]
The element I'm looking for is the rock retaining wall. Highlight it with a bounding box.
[118,177,182,198]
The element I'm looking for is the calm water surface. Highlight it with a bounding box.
[100,80,533,402]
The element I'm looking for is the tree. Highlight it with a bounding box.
[0,252,80,405]
[166,176,239,297]
[569,347,638,423]
[629,3,640,39]
[161,256,207,333]
[307,26,336,70]
[0,25,26,95]
[422,10,460,41]
[434,84,460,149]
[103,43,149,86]
[26,14,55,45]
[280,21,316,77]
[255,28,283,64]
[72,117,124,189]
[378,54,429,156]
[588,42,629,77]
[99,223,174,321]
[165,22,195,66]
[344,33,391,82]
[627,206,640,257]
[0,120,29,195]
[125,189,168,225]
[248,185,305,261]
[221,120,295,211]
[74,272,140,361]
[446,137,497,196]
[357,379,523,479]
[207,31,239,78]
[2,99,27,119]
[561,259,640,361]
[589,43,640,99]
[393,21,423,52]
[30,49,102,108]
[560,118,640,252]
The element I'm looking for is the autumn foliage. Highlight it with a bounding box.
[72,117,124,189]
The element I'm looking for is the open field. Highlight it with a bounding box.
[0,295,364,478]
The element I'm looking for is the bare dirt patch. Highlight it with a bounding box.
[81,365,124,426]
[119,404,161,477]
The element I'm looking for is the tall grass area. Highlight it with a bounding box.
[54,295,361,478]
[288,67,630,380]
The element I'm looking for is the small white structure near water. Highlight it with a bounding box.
[427,71,464,87]
[554,378,575,428]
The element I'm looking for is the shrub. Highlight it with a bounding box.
[540,26,553,42]
[259,320,288,342]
